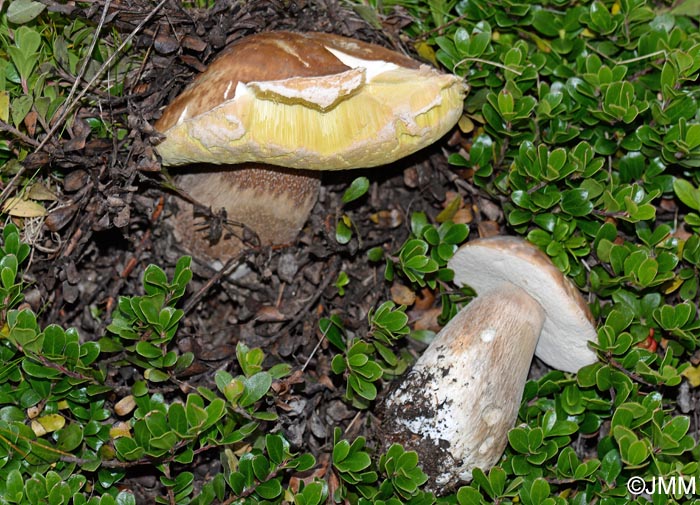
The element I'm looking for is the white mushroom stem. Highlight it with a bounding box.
[381,284,545,491]
[381,236,599,494]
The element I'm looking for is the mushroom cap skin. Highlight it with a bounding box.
[154,31,467,170]
[448,235,597,373]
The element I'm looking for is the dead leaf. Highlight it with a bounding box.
[403,166,419,188]
[27,182,57,201]
[110,422,132,439]
[453,206,473,224]
[414,287,436,311]
[414,41,438,66]
[45,203,78,232]
[63,170,89,192]
[21,151,51,170]
[411,307,442,332]
[154,34,179,54]
[182,35,207,52]
[24,110,38,136]
[391,283,416,306]
[369,209,403,228]
[0,91,9,123]
[3,197,46,217]
[436,193,462,223]
[458,114,474,133]
[477,220,500,238]
[115,395,136,416]
[64,118,91,152]
[31,420,47,437]
[255,305,288,322]
[681,365,700,388]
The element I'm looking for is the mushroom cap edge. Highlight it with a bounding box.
[447,235,598,373]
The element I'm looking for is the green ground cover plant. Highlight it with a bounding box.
[1,0,700,503]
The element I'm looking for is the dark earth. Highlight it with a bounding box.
[11,0,699,501]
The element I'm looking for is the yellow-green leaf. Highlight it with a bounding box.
[0,91,9,123]
[27,183,57,201]
[681,365,700,387]
[436,194,462,223]
[2,197,47,217]
[37,413,66,433]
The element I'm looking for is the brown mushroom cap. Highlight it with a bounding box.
[155,31,423,131]
[154,31,467,170]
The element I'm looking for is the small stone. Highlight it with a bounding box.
[277,253,299,283]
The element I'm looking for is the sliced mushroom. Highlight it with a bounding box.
[381,236,598,493]
[154,31,466,261]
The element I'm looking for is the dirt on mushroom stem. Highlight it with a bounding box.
[380,286,545,493]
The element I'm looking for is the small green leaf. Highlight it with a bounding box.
[7,0,46,24]
[560,188,593,216]
[266,434,286,466]
[335,217,352,244]
[252,454,271,481]
[56,423,83,452]
[135,341,162,359]
[674,178,700,211]
[342,176,370,203]
[239,372,272,407]
[6,469,24,502]
[144,368,170,382]
[255,478,283,499]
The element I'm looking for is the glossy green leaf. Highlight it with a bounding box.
[342,176,370,203]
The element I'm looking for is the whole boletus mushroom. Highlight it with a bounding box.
[381,236,598,493]
[154,31,466,261]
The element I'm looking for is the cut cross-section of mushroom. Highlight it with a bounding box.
[154,31,467,261]
[380,236,598,493]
